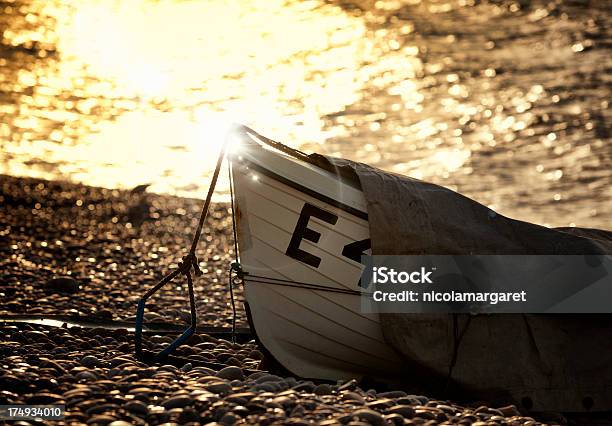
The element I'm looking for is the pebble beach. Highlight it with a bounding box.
[1,321,549,426]
[1,174,246,327]
[2,174,601,426]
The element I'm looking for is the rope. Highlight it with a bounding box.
[228,161,239,343]
[243,273,368,296]
[228,163,240,266]
[135,128,231,359]
[444,313,472,393]
[189,141,229,255]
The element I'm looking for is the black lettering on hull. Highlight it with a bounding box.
[286,203,338,268]
[342,238,371,263]
[287,203,370,288]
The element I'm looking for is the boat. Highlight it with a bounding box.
[136,124,611,412]
[136,123,612,412]
[228,127,406,383]
[227,126,612,412]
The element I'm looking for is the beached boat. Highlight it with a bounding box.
[228,128,405,382]
[227,126,612,412]
[135,124,611,411]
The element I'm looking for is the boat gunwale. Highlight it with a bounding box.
[232,156,368,221]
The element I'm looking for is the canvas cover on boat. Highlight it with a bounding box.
[310,153,612,411]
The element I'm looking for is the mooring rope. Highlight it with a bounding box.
[241,274,367,296]
[445,314,472,392]
[228,160,240,343]
[135,128,231,358]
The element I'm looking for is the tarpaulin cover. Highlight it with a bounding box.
[311,153,612,411]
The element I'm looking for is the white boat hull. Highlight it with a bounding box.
[230,131,403,381]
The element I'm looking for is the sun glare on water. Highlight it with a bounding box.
[2,0,401,198]
[1,0,608,227]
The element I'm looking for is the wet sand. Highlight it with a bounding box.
[1,174,569,425]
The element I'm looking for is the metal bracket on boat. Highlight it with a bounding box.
[230,261,244,279]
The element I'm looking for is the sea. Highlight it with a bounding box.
[0,0,610,228]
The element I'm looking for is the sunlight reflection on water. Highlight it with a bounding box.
[0,0,610,228]
[1,0,385,194]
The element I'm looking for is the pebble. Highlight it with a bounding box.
[251,382,281,392]
[26,392,64,404]
[337,379,357,391]
[314,383,333,395]
[76,370,98,381]
[124,400,148,415]
[219,412,240,425]
[217,366,244,381]
[178,407,200,423]
[81,355,100,368]
[45,276,79,294]
[87,403,121,416]
[384,413,404,425]
[342,391,365,404]
[415,409,436,420]
[366,398,394,410]
[436,404,456,415]
[351,409,386,426]
[206,381,233,394]
[39,359,68,374]
[161,394,193,409]
[406,395,429,405]
[378,390,407,399]
[387,404,415,418]
[254,373,283,383]
[292,381,315,392]
[498,404,521,417]
[87,415,117,425]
